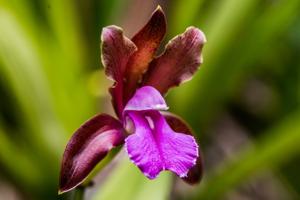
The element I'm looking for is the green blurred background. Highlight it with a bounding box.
[0,0,299,199]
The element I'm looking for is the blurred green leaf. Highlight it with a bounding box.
[193,111,300,200]
[0,123,42,189]
[170,0,300,133]
[170,0,205,34]
[0,8,65,156]
[92,154,172,200]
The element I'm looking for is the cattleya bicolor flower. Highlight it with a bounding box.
[59,6,206,193]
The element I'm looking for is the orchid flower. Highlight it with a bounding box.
[59,6,206,194]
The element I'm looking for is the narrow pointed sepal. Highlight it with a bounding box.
[143,27,206,94]
[59,114,124,193]
[163,112,203,184]
[124,6,166,102]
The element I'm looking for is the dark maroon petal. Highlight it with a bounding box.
[163,112,203,184]
[59,114,125,193]
[124,6,166,103]
[142,27,206,95]
[101,26,137,118]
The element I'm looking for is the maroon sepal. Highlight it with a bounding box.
[59,114,125,193]
[101,26,137,118]
[124,6,166,102]
[143,27,206,95]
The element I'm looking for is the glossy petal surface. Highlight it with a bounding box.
[125,111,198,179]
[163,112,203,184]
[59,114,124,193]
[143,27,206,94]
[124,6,166,102]
[124,86,168,112]
[101,26,137,117]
